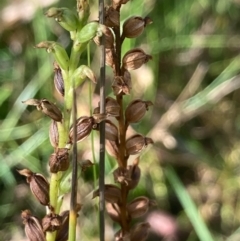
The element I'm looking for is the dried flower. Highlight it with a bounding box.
[125,99,153,123]
[105,7,120,27]
[21,210,45,241]
[54,63,65,96]
[42,212,62,232]
[127,196,150,219]
[94,25,114,49]
[122,48,152,71]
[127,158,141,190]
[112,76,132,95]
[49,120,59,148]
[49,148,69,173]
[125,134,153,155]
[18,169,49,206]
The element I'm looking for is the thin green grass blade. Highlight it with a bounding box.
[165,165,214,241]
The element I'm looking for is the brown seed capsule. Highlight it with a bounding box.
[94,25,114,49]
[55,211,69,241]
[92,184,122,203]
[69,116,94,143]
[39,99,63,122]
[105,6,120,27]
[127,158,141,190]
[18,169,50,206]
[127,196,150,219]
[112,76,132,96]
[106,202,121,223]
[42,212,62,232]
[126,134,153,155]
[122,48,152,71]
[106,140,119,158]
[130,222,151,241]
[21,210,45,241]
[49,120,59,148]
[125,99,153,123]
[22,98,62,122]
[54,62,65,96]
[49,148,69,173]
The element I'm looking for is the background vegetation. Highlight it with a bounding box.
[1,0,240,240]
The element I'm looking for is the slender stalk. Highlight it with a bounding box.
[99,0,105,240]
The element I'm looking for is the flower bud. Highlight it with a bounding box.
[125,99,153,123]
[127,196,150,219]
[105,7,120,27]
[49,148,69,173]
[45,7,79,32]
[69,116,94,143]
[42,212,62,232]
[76,22,101,44]
[18,169,49,206]
[94,25,114,49]
[122,48,152,71]
[36,41,69,70]
[126,134,153,155]
[93,184,122,203]
[72,65,96,86]
[54,63,65,96]
[21,210,45,241]
[49,120,59,148]
[122,16,152,39]
[106,202,121,223]
[130,222,151,241]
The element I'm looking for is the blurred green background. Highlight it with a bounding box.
[1,0,240,240]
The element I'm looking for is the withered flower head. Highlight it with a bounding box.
[113,167,131,186]
[54,62,65,96]
[21,210,45,241]
[18,169,49,206]
[125,99,153,123]
[112,76,132,95]
[127,196,150,219]
[49,120,59,149]
[42,212,62,232]
[125,134,153,155]
[49,148,69,173]
[122,48,152,71]
[122,16,152,39]
[93,184,122,203]
[22,99,62,122]
[69,116,95,143]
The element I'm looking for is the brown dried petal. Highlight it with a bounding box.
[112,76,131,95]
[92,184,122,203]
[127,196,150,219]
[125,99,153,123]
[122,48,152,71]
[69,116,94,143]
[49,120,59,148]
[42,213,62,232]
[106,202,121,223]
[54,62,65,96]
[18,169,49,206]
[126,134,153,155]
[130,222,151,241]
[40,99,62,122]
[21,210,45,241]
[49,148,69,173]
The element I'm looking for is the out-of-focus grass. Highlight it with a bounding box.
[2,0,240,240]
